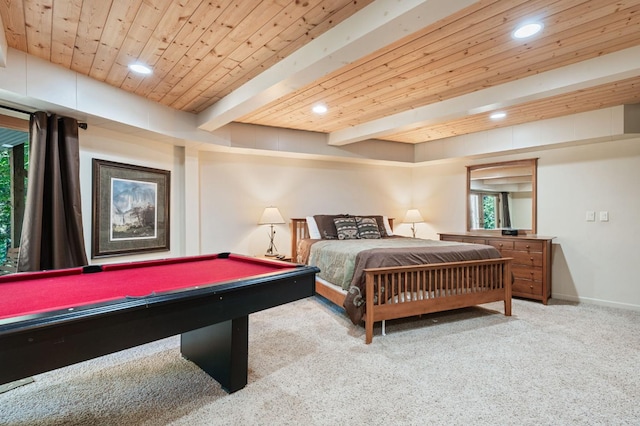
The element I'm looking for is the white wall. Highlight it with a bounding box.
[537,137,640,309]
[198,150,412,257]
[410,161,468,239]
[510,192,532,229]
[412,136,640,310]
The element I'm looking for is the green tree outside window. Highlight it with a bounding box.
[482,194,496,229]
[0,138,29,262]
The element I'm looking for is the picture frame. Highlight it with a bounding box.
[92,159,170,258]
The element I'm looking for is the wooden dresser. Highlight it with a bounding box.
[439,232,554,304]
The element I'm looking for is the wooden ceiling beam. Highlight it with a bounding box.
[196,0,478,132]
[384,76,640,143]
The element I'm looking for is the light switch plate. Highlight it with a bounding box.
[599,211,609,222]
[586,211,596,221]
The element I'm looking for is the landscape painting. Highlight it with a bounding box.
[92,159,170,258]
[110,178,158,240]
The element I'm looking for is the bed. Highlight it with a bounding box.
[291,216,512,343]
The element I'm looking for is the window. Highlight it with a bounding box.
[470,191,500,230]
[0,113,29,262]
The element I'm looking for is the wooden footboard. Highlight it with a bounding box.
[363,258,512,343]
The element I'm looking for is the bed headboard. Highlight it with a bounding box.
[290,217,394,263]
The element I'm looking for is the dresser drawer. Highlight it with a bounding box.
[508,251,543,267]
[513,279,542,295]
[514,240,544,253]
[488,240,514,251]
[512,266,543,281]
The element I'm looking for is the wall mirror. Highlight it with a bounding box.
[467,158,537,234]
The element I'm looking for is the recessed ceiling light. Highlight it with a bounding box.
[129,63,152,75]
[312,104,328,114]
[512,22,543,39]
[490,112,507,120]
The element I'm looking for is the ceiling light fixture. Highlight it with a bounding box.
[490,112,507,120]
[312,104,328,114]
[512,22,543,39]
[129,63,152,75]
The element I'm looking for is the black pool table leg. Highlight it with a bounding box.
[180,316,249,393]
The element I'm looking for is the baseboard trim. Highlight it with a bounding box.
[552,293,640,311]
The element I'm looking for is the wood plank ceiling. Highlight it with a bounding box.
[1,0,639,145]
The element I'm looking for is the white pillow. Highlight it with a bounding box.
[383,216,394,236]
[306,216,321,239]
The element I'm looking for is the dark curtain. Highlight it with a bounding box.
[500,192,512,228]
[18,112,88,271]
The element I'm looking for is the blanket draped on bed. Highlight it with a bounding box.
[307,237,501,324]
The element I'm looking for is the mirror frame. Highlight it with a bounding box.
[466,158,538,234]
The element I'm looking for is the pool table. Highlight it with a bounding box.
[0,253,319,393]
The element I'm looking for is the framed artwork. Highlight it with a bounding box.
[92,159,170,258]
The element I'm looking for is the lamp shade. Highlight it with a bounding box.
[404,208,424,223]
[258,207,285,225]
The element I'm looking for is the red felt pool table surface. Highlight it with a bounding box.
[0,253,295,320]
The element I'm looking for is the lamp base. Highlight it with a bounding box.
[264,225,279,257]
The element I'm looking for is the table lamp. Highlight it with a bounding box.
[258,206,285,256]
[404,208,424,238]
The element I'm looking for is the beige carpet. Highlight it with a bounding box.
[1,296,639,425]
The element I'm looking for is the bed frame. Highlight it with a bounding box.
[290,218,512,344]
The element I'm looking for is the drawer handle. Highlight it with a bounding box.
[526,245,530,249]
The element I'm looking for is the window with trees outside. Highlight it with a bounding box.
[0,113,29,263]
[469,192,500,230]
